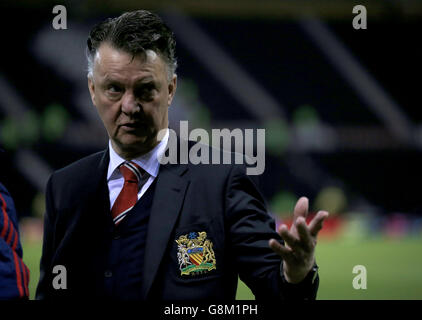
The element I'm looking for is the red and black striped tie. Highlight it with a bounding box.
[111,161,146,225]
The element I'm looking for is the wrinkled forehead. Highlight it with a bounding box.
[92,43,168,80]
[94,44,160,69]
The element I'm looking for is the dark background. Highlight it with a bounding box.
[1,0,421,220]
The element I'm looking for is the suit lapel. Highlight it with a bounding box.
[141,162,189,299]
[55,150,112,264]
[73,149,111,228]
[84,149,111,223]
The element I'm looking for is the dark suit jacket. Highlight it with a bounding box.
[36,142,318,300]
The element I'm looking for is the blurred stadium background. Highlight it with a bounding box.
[1,0,422,299]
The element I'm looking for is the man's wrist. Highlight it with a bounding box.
[280,261,319,285]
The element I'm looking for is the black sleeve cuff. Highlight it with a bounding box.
[279,261,319,300]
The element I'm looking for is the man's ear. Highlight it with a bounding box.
[88,76,96,106]
[167,74,177,107]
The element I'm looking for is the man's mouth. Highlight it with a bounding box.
[120,122,145,128]
[119,122,150,134]
[122,123,137,128]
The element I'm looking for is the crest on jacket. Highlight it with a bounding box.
[175,231,216,276]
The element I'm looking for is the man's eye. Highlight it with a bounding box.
[141,90,153,98]
[136,87,155,101]
[107,85,122,93]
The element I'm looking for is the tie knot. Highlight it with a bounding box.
[119,161,144,183]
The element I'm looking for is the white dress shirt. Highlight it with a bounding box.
[107,129,169,209]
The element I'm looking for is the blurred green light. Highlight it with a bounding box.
[31,192,46,219]
[264,119,290,156]
[314,186,347,215]
[271,191,298,217]
[20,110,41,146]
[42,103,69,142]
[292,104,320,127]
[0,117,20,150]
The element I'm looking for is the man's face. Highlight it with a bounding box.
[88,43,177,159]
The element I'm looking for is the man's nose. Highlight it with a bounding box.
[121,92,141,115]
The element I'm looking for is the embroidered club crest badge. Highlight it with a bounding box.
[175,231,216,276]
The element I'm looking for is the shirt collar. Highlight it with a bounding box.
[107,129,169,180]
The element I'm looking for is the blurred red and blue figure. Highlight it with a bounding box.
[0,182,29,300]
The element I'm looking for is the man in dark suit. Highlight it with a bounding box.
[36,10,328,300]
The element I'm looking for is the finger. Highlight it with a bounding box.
[269,239,294,262]
[293,197,309,223]
[309,211,329,237]
[295,217,313,252]
[278,224,300,250]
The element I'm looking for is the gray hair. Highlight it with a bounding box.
[86,10,177,81]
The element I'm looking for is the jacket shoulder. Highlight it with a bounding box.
[184,140,251,178]
[46,151,107,209]
[51,150,106,182]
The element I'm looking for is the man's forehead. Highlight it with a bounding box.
[94,43,163,73]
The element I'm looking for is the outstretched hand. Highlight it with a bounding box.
[269,197,329,283]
